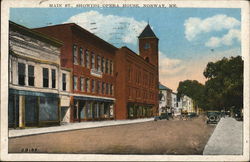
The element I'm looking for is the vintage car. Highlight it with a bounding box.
[206,111,221,124]
[154,113,169,121]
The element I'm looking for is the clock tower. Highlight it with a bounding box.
[138,24,159,67]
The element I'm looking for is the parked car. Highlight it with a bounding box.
[206,111,221,124]
[234,110,243,121]
[154,113,169,121]
[188,112,198,118]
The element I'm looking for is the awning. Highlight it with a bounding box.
[74,96,114,103]
[9,88,58,98]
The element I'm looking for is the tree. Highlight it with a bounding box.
[203,56,243,111]
[177,80,205,109]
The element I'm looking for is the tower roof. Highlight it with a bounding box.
[138,24,158,39]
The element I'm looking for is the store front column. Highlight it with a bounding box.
[19,95,25,128]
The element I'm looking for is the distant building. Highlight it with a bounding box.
[8,21,63,128]
[181,95,195,113]
[171,92,181,116]
[159,83,172,115]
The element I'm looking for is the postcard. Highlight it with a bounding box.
[1,0,249,161]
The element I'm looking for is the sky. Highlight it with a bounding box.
[10,7,241,91]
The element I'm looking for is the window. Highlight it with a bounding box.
[73,76,78,90]
[18,63,25,86]
[86,78,90,92]
[102,82,105,94]
[73,100,78,119]
[91,52,95,69]
[43,68,49,88]
[97,81,101,94]
[91,79,95,93]
[144,42,150,49]
[52,69,56,88]
[62,73,66,91]
[79,47,84,65]
[73,45,78,65]
[9,58,12,83]
[105,59,109,73]
[110,61,113,75]
[106,83,109,95]
[102,57,105,72]
[97,55,101,71]
[110,84,113,96]
[28,65,34,86]
[85,50,90,68]
[80,77,85,92]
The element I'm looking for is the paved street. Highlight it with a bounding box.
[9,116,215,154]
[203,117,243,155]
[9,118,153,138]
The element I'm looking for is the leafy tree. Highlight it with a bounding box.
[177,80,205,109]
[203,56,243,111]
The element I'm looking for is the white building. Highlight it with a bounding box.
[159,83,172,115]
[181,95,195,113]
[8,21,67,128]
[171,92,181,116]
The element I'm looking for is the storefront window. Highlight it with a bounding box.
[25,96,38,125]
[104,103,109,118]
[86,102,91,118]
[73,100,78,119]
[40,97,58,121]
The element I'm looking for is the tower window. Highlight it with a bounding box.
[144,42,150,49]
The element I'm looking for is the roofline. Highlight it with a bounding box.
[34,22,118,51]
[9,21,63,47]
[71,23,118,51]
[120,46,156,68]
[138,36,159,40]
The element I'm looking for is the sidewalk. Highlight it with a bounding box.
[9,118,153,138]
[203,117,243,155]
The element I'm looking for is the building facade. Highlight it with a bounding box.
[159,83,172,115]
[181,95,195,113]
[34,23,159,121]
[171,92,181,116]
[115,25,159,119]
[8,21,63,128]
[34,23,118,122]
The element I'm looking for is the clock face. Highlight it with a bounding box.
[144,42,150,49]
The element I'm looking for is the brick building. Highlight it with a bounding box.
[115,24,159,119]
[34,23,159,122]
[34,23,117,122]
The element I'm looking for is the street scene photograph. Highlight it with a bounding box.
[5,2,245,158]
